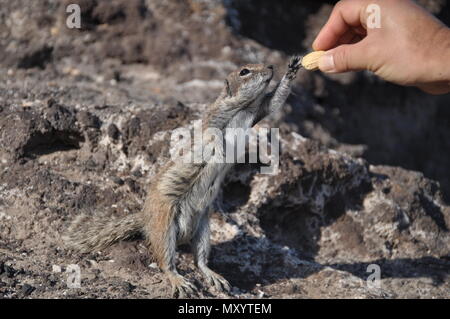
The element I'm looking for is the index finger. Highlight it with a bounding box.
[312,0,369,51]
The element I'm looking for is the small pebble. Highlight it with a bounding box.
[21,284,35,296]
[112,176,124,185]
[107,123,120,140]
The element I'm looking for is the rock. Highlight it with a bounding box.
[0,103,84,159]
[47,98,57,108]
[77,111,101,129]
[107,123,120,140]
[126,117,141,138]
[4,265,16,278]
[111,176,124,186]
[125,178,140,194]
[85,158,97,170]
[122,282,136,293]
[131,169,142,178]
[17,45,53,69]
[20,284,35,296]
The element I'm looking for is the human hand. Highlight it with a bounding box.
[312,0,450,94]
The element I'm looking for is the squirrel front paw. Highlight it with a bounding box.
[286,55,301,80]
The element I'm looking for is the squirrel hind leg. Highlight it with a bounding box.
[192,212,231,293]
[151,222,198,297]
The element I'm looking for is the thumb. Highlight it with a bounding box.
[318,42,369,73]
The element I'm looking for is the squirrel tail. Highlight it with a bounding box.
[63,213,144,253]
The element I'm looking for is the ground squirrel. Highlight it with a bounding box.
[64,56,301,297]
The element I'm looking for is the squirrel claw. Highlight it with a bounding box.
[169,273,197,298]
[287,55,301,80]
[209,273,231,293]
[201,267,231,293]
[289,55,301,68]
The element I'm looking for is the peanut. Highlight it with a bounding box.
[301,51,325,71]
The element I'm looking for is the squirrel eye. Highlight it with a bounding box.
[239,68,250,76]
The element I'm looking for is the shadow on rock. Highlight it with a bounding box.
[210,235,449,290]
[326,256,450,286]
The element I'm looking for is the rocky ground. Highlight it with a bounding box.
[0,0,449,299]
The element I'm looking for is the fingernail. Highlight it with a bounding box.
[318,53,336,72]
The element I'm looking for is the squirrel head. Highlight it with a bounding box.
[223,64,273,101]
[207,64,274,130]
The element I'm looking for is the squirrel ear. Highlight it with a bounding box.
[225,79,232,97]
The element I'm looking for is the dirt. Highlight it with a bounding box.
[0,0,449,299]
